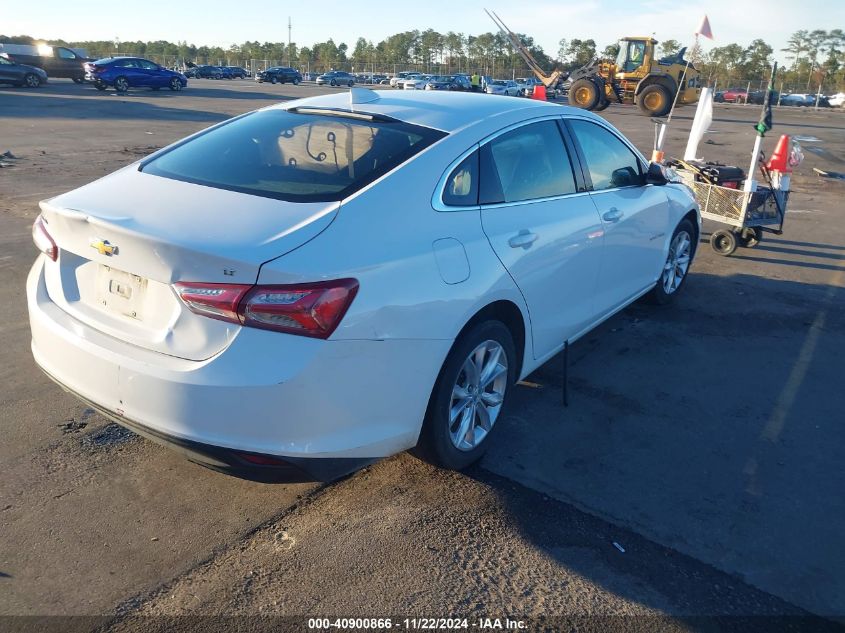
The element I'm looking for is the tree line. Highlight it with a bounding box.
[2,27,843,90]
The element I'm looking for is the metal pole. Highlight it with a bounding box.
[288,17,292,67]
[745,80,751,104]
[744,63,777,193]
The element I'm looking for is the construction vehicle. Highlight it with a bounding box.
[485,10,702,117]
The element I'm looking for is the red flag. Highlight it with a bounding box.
[696,15,714,39]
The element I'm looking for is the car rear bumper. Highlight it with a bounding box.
[28,256,450,479]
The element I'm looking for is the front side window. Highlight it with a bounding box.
[57,48,76,60]
[569,119,642,191]
[138,59,158,70]
[480,120,577,204]
[141,109,446,202]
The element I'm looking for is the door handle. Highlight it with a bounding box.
[602,207,624,223]
[508,231,538,248]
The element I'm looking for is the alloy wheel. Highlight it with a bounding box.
[25,74,40,88]
[662,230,692,294]
[448,340,508,451]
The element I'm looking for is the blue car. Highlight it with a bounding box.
[84,57,188,93]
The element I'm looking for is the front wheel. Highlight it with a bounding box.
[330,79,337,86]
[637,84,672,117]
[169,77,182,91]
[569,78,600,109]
[23,73,41,88]
[739,226,762,248]
[416,321,516,470]
[114,76,129,93]
[347,80,354,87]
[650,219,696,304]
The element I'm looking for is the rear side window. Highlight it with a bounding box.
[480,120,577,204]
[568,119,643,190]
[141,109,445,202]
[442,151,479,207]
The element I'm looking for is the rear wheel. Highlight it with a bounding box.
[114,76,129,93]
[416,321,516,470]
[23,73,41,88]
[169,77,182,91]
[347,80,354,87]
[594,98,611,111]
[638,84,672,117]
[569,78,600,109]
[293,77,300,85]
[710,229,738,256]
[72,76,84,84]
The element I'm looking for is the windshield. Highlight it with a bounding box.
[141,109,446,202]
[617,40,646,72]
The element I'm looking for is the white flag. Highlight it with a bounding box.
[696,15,714,39]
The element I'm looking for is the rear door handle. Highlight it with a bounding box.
[508,231,538,248]
[602,207,624,223]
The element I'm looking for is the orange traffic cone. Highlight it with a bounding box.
[532,84,547,101]
[767,135,792,173]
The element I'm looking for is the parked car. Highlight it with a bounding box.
[720,87,748,103]
[780,93,830,107]
[425,75,471,91]
[27,90,699,480]
[194,65,223,79]
[515,77,543,97]
[747,89,779,105]
[256,67,302,84]
[227,66,248,79]
[0,43,90,82]
[0,53,48,87]
[827,92,845,107]
[316,71,355,87]
[84,57,187,93]
[486,79,521,96]
[401,75,431,90]
[390,72,420,87]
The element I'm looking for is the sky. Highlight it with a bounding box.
[6,0,843,64]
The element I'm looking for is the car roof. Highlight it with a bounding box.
[276,89,597,133]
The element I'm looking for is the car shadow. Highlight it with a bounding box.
[480,270,845,619]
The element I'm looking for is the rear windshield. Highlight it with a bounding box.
[140,109,445,202]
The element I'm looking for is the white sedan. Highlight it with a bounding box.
[401,75,430,90]
[486,79,521,96]
[28,90,699,480]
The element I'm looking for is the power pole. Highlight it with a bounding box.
[288,17,292,67]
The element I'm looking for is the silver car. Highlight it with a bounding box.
[486,80,521,97]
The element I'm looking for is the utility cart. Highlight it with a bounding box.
[674,165,788,256]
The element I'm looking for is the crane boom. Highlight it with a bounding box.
[484,9,564,89]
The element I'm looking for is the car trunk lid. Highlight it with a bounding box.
[39,166,339,361]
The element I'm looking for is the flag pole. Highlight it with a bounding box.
[652,31,700,162]
[744,62,778,193]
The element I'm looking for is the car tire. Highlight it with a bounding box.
[637,84,672,117]
[293,78,300,85]
[710,229,738,256]
[348,80,354,87]
[330,79,337,86]
[569,78,600,109]
[94,81,107,91]
[114,76,129,93]
[270,76,277,84]
[650,218,696,304]
[415,320,516,470]
[169,77,182,91]
[72,76,84,84]
[23,73,41,88]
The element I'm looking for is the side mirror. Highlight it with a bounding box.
[645,162,669,186]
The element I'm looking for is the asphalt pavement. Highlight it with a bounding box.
[1,78,843,629]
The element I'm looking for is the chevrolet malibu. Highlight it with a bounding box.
[27,90,699,481]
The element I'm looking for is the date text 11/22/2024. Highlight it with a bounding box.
[307,617,527,630]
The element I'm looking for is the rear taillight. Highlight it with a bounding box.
[32,216,57,261]
[174,279,358,339]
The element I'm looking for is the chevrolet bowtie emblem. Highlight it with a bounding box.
[90,238,117,256]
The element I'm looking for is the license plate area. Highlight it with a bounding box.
[95,265,147,321]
